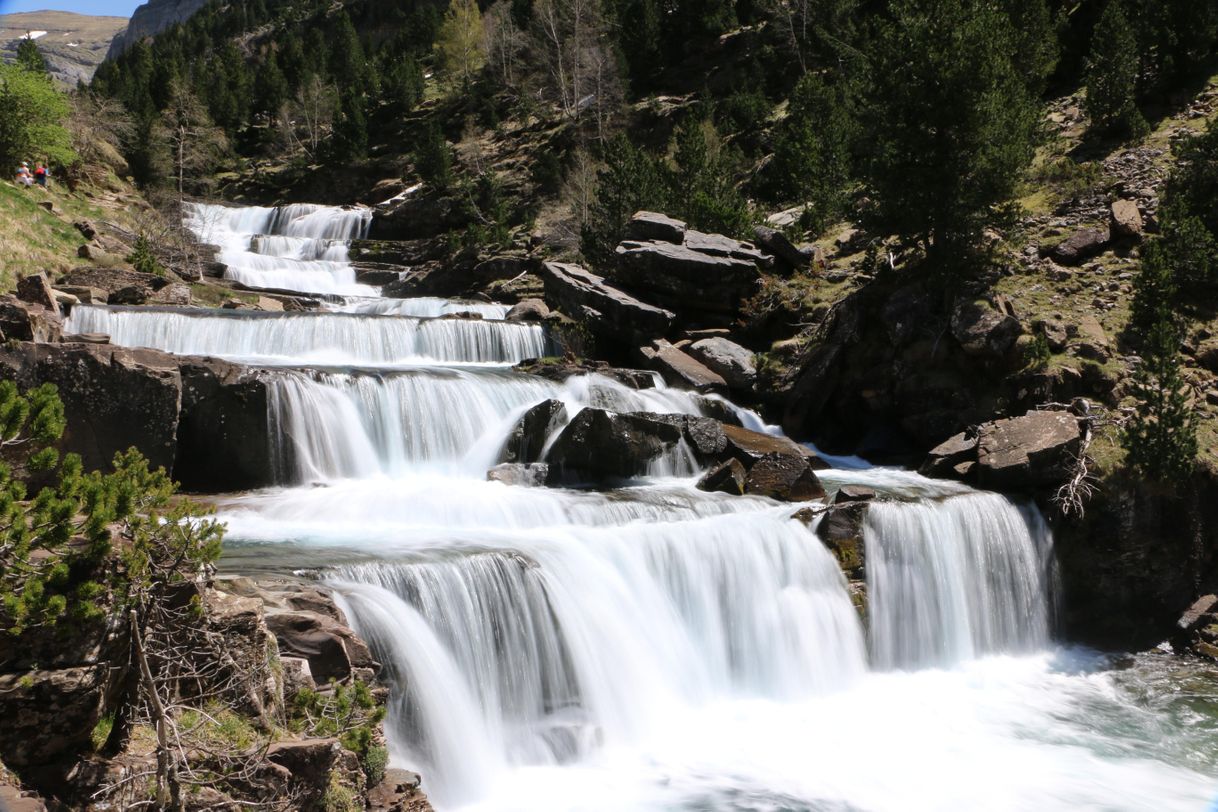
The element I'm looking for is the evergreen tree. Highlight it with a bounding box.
[1127,241,1177,347]
[766,71,854,235]
[580,135,669,268]
[1084,0,1147,139]
[1001,0,1059,93]
[414,123,454,191]
[254,52,289,122]
[669,119,753,238]
[1123,318,1197,484]
[330,93,368,161]
[861,0,1040,261]
[15,37,48,75]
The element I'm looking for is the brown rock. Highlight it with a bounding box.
[743,453,826,502]
[1110,199,1143,239]
[976,410,1082,490]
[644,341,728,393]
[625,211,687,244]
[1048,228,1110,265]
[919,431,978,479]
[696,458,747,495]
[265,612,378,685]
[15,273,57,310]
[506,298,550,323]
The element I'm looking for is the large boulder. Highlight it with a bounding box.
[976,410,1082,490]
[545,408,686,482]
[613,239,762,324]
[625,211,686,244]
[0,342,181,475]
[815,489,872,579]
[722,424,827,471]
[1110,199,1143,239]
[175,359,275,492]
[506,298,550,323]
[0,296,62,343]
[641,341,728,393]
[59,267,171,301]
[487,463,551,487]
[752,225,811,273]
[265,611,378,685]
[15,273,58,311]
[951,297,1023,360]
[696,458,746,495]
[540,262,674,343]
[743,452,825,502]
[687,337,757,390]
[502,399,568,464]
[0,666,108,769]
[1047,227,1110,265]
[919,430,978,479]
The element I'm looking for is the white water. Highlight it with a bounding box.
[161,202,1215,810]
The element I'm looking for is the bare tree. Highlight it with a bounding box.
[161,79,228,204]
[484,1,526,91]
[67,91,135,183]
[279,75,338,160]
[531,0,620,131]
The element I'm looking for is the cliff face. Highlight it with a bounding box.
[105,0,209,60]
[0,11,126,85]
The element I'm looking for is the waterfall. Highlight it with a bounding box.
[66,305,553,366]
[183,201,374,295]
[864,492,1054,670]
[329,508,866,807]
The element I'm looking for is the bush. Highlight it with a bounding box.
[0,62,76,170]
[126,235,166,277]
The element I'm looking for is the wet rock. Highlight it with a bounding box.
[1110,199,1143,239]
[919,431,978,479]
[487,462,551,487]
[753,225,811,273]
[696,458,747,495]
[641,340,728,393]
[743,452,825,502]
[546,408,686,482]
[506,298,550,323]
[15,273,57,311]
[502,399,567,464]
[354,264,405,286]
[513,359,657,389]
[722,424,826,471]
[1177,594,1218,632]
[976,410,1082,490]
[613,239,762,324]
[624,211,687,244]
[368,768,428,812]
[265,611,378,685]
[1047,227,1110,265]
[835,485,876,503]
[540,262,674,343]
[175,359,274,492]
[816,500,869,578]
[686,337,757,391]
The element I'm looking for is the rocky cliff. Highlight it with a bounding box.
[0,12,126,85]
[105,0,208,60]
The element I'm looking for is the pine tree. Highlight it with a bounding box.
[413,123,454,191]
[16,37,48,75]
[330,93,368,161]
[669,119,753,238]
[1123,318,1197,484]
[1127,241,1177,346]
[862,0,1040,261]
[580,135,668,268]
[1084,0,1147,139]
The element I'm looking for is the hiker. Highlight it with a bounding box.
[33,162,48,188]
[14,162,32,187]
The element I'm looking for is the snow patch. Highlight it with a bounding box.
[25,31,47,40]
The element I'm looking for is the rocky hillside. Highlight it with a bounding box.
[0,11,126,85]
[105,0,208,60]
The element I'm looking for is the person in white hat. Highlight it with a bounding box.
[15,162,32,187]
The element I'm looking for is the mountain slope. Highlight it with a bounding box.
[0,11,126,85]
[105,0,208,60]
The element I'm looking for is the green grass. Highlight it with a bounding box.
[0,181,99,289]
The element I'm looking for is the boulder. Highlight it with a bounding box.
[626,412,728,461]
[815,499,868,578]
[1048,227,1110,265]
[175,359,275,492]
[919,431,978,479]
[951,297,1023,359]
[368,769,427,812]
[976,410,1082,490]
[1110,199,1143,239]
[696,458,747,495]
[0,666,107,769]
[146,283,191,306]
[642,341,728,393]
[0,296,62,343]
[56,285,107,305]
[540,262,674,343]
[753,225,811,273]
[73,220,97,240]
[743,453,825,501]
[502,399,567,464]
[546,408,686,482]
[835,485,876,503]
[687,337,757,390]
[60,267,170,300]
[1196,338,1218,374]
[514,359,658,389]
[267,738,363,808]
[487,463,551,487]
[353,264,404,286]
[280,657,316,701]
[1072,314,1111,363]
[506,298,551,323]
[16,273,58,310]
[625,211,687,244]
[265,611,377,685]
[722,424,827,471]
[348,237,447,266]
[0,343,181,475]
[613,240,762,323]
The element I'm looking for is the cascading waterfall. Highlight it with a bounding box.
[157,201,1212,811]
[183,201,374,295]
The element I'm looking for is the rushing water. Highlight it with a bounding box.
[104,202,1218,810]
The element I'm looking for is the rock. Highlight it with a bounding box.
[146,283,191,306]
[506,298,550,323]
[1037,319,1069,352]
[0,343,181,475]
[0,296,62,343]
[368,768,427,812]
[108,285,150,305]
[835,485,876,503]
[60,267,169,300]
[722,424,826,470]
[643,341,728,393]
[265,611,377,685]
[613,239,762,324]
[540,262,674,343]
[348,237,448,266]
[502,399,567,464]
[353,264,404,286]
[73,220,97,240]
[266,737,363,807]
[1197,338,1218,374]
[753,225,810,273]
[280,657,316,701]
[0,786,46,812]
[696,458,747,495]
[513,359,657,389]
[816,501,868,578]
[975,410,1082,490]
[1110,199,1143,239]
[1177,594,1218,632]
[56,285,106,304]
[1072,315,1111,362]
[624,211,687,244]
[487,463,551,487]
[0,666,107,769]
[919,431,978,479]
[201,590,280,718]
[951,297,1023,359]
[37,201,53,213]
[686,337,757,390]
[66,332,109,345]
[175,359,275,492]
[15,273,58,310]
[1048,228,1110,265]
[546,408,686,482]
[743,453,825,502]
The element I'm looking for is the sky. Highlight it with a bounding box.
[0,0,141,17]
